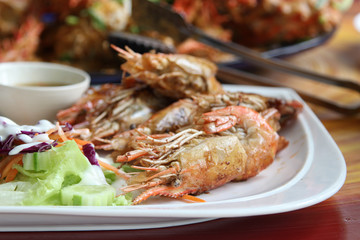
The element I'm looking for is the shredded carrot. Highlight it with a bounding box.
[56,122,69,142]
[69,138,92,146]
[46,127,57,136]
[1,155,23,181]
[48,132,72,141]
[0,156,12,175]
[98,159,130,180]
[5,168,19,182]
[48,133,60,141]
[180,194,206,203]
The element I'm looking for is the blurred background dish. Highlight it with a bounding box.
[0,0,353,83]
[0,0,132,73]
[169,0,353,62]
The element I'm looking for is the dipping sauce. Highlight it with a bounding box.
[15,82,70,87]
[0,62,90,125]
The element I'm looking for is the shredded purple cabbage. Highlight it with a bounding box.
[0,135,15,154]
[20,130,42,138]
[0,123,74,156]
[19,141,58,154]
[82,143,99,166]
[0,134,58,155]
[62,123,73,132]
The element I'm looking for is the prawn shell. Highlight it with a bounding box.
[121,52,224,99]
[178,135,247,194]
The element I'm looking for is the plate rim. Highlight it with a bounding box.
[0,85,346,230]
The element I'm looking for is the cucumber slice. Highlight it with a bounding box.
[61,184,116,206]
[19,141,94,205]
[22,151,53,172]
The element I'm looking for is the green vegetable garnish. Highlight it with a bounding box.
[65,15,80,25]
[1,140,132,206]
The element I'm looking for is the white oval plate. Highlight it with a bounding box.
[0,85,346,231]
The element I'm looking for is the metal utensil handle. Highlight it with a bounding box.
[133,0,360,93]
[189,27,360,93]
[217,66,360,115]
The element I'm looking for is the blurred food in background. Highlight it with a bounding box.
[0,0,131,72]
[0,0,353,72]
[0,0,42,62]
[170,0,353,61]
[37,0,131,71]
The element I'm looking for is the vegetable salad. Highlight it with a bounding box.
[0,116,131,206]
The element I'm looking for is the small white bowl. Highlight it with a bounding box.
[0,62,90,125]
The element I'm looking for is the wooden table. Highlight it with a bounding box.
[1,3,360,240]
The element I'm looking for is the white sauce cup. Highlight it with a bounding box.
[0,62,90,125]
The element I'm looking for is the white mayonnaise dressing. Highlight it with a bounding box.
[79,165,108,186]
[0,116,55,155]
